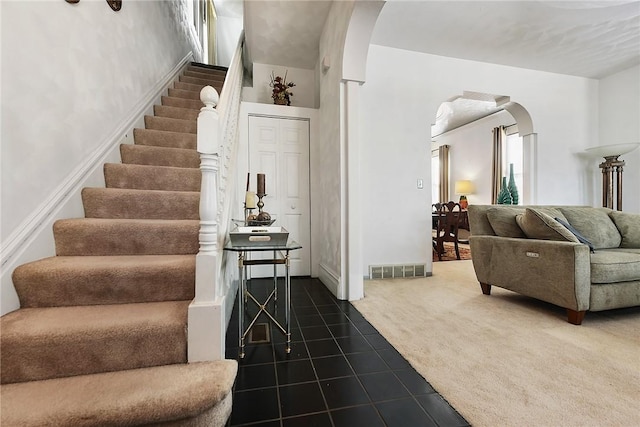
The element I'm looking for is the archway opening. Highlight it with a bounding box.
[430,91,536,207]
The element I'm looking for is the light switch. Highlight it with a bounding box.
[417,179,424,189]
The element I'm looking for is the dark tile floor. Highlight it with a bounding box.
[226,277,469,427]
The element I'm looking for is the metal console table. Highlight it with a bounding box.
[224,240,302,358]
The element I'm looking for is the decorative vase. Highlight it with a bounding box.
[508,163,519,205]
[274,98,287,105]
[497,176,512,204]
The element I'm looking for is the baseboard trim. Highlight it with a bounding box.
[318,263,340,299]
[0,53,193,315]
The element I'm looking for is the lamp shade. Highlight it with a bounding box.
[585,143,640,158]
[455,180,475,195]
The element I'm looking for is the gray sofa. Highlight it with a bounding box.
[468,205,640,324]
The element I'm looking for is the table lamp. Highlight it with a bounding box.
[455,180,475,209]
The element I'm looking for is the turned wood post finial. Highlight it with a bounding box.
[200,85,219,110]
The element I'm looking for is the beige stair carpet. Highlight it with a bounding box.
[1,63,237,427]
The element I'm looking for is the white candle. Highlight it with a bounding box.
[245,191,257,209]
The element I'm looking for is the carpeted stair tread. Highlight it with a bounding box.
[180,73,225,86]
[154,105,199,121]
[174,81,222,94]
[184,70,224,82]
[104,163,200,191]
[183,69,226,80]
[161,95,204,111]
[54,218,199,256]
[1,301,190,384]
[133,128,196,149]
[144,115,197,134]
[120,144,200,168]
[13,255,195,308]
[0,360,237,427]
[82,187,199,219]
[182,66,227,80]
[188,64,227,76]
[168,88,202,101]
[185,64,227,74]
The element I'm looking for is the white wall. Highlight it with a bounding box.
[433,111,516,205]
[315,0,356,295]
[1,0,201,314]
[360,44,599,275]
[216,15,243,67]
[598,65,640,214]
[242,63,316,108]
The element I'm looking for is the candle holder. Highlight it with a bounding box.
[244,206,255,223]
[257,193,266,213]
[251,193,273,225]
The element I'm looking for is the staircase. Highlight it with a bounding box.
[0,63,237,426]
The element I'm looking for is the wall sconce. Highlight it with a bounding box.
[586,143,640,211]
[454,180,475,209]
[321,56,331,73]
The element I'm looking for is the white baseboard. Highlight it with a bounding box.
[0,53,194,316]
[319,263,341,299]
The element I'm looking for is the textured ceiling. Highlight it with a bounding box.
[242,0,640,78]
[243,0,333,70]
[372,0,640,79]
[241,0,640,133]
[432,93,512,137]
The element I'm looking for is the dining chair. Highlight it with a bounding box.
[431,203,442,229]
[432,201,462,260]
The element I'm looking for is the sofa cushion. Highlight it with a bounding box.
[559,207,621,249]
[516,208,580,242]
[609,211,640,248]
[554,217,595,252]
[590,249,640,284]
[486,207,526,238]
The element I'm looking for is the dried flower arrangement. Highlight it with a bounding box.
[270,71,295,105]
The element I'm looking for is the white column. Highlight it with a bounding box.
[341,80,364,301]
[522,133,537,205]
[189,86,224,362]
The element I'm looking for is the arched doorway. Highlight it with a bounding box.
[430,92,537,207]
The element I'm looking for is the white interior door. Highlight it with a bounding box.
[248,115,311,277]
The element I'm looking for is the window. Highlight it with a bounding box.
[504,130,523,202]
[431,149,440,205]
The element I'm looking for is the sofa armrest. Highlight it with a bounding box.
[469,235,591,311]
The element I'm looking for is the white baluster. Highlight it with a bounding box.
[195,85,219,301]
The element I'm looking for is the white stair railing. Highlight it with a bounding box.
[188,32,245,362]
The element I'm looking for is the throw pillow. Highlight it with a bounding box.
[517,208,580,242]
[609,211,640,248]
[486,207,526,238]
[559,207,622,249]
[554,217,595,252]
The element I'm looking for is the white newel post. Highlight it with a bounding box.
[188,86,225,361]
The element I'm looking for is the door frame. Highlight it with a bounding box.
[238,102,320,278]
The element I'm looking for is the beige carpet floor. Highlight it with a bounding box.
[353,260,640,427]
